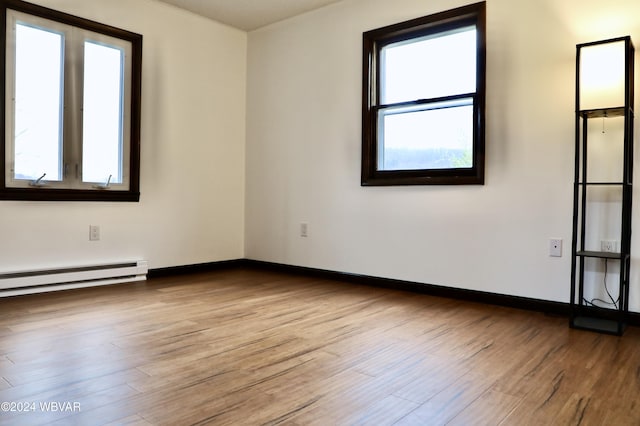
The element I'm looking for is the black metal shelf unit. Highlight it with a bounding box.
[570,36,635,335]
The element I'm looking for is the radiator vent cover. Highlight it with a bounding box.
[0,260,148,297]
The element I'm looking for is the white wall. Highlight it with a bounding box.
[246,0,640,309]
[4,0,639,309]
[0,0,247,271]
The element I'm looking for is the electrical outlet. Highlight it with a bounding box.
[300,223,308,238]
[89,225,100,241]
[549,238,562,257]
[600,240,618,253]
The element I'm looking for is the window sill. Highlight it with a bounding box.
[0,188,140,202]
[361,170,484,186]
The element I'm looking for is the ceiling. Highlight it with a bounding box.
[154,0,344,31]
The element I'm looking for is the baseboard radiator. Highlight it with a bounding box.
[0,260,148,297]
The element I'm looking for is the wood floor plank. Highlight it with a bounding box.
[1,267,640,425]
[446,389,522,425]
[392,357,470,404]
[104,414,154,426]
[395,371,496,425]
[346,394,419,425]
[0,367,147,405]
[0,377,10,391]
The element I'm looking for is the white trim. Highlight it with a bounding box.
[5,9,133,191]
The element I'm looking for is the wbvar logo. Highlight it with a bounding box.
[39,402,81,412]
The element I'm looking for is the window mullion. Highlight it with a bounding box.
[5,16,17,187]
[62,28,84,187]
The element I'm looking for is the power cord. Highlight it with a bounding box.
[583,259,619,309]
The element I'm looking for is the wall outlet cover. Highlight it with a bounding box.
[600,240,619,253]
[89,225,100,241]
[550,238,562,257]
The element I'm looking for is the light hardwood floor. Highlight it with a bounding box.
[0,268,639,425]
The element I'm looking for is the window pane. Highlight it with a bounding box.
[14,23,63,181]
[82,41,124,184]
[381,27,476,104]
[378,100,473,171]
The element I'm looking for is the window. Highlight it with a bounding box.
[1,0,142,201]
[362,2,486,185]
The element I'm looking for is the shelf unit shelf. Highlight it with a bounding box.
[575,251,628,260]
[579,106,627,118]
[570,36,635,336]
[572,316,625,334]
[577,182,628,186]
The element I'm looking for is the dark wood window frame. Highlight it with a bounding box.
[361,2,486,186]
[0,0,142,202]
